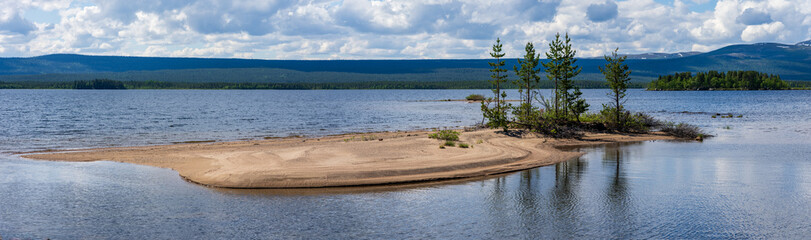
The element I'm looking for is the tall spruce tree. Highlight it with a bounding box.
[513,42,541,123]
[482,38,510,130]
[543,34,564,116]
[599,48,631,128]
[514,42,541,106]
[543,33,584,120]
[512,42,541,123]
[489,38,508,106]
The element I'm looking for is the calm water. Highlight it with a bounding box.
[1,89,810,239]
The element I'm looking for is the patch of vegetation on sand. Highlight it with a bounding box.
[429,130,460,141]
[465,94,485,101]
[659,122,707,140]
[479,35,709,140]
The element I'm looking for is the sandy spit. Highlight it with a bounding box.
[21,129,674,188]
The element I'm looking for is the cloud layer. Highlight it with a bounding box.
[1,0,810,59]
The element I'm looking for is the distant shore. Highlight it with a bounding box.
[0,79,648,90]
[22,129,675,189]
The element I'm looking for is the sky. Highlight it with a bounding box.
[1,0,810,59]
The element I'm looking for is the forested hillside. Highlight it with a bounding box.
[648,71,791,90]
[1,41,809,84]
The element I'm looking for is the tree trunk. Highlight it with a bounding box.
[616,94,621,129]
[554,78,558,116]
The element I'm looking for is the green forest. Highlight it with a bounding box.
[647,71,792,90]
[0,79,648,90]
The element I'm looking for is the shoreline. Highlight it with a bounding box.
[21,128,676,189]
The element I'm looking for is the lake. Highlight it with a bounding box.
[1,89,810,238]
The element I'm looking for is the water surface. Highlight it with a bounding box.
[1,89,809,238]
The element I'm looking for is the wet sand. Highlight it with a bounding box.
[21,129,674,188]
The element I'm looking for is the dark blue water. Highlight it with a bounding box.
[1,89,810,239]
[0,90,484,152]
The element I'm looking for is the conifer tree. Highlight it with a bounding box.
[512,42,541,124]
[489,38,508,106]
[599,48,631,128]
[482,38,510,130]
[514,42,541,107]
[543,33,585,120]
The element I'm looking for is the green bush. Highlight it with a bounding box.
[444,140,456,147]
[659,122,706,139]
[429,130,460,141]
[631,112,661,128]
[592,106,660,133]
[579,112,603,123]
[466,94,485,101]
[458,143,470,148]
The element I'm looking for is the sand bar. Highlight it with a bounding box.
[21,129,674,188]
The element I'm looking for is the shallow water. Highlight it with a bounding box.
[1,89,810,238]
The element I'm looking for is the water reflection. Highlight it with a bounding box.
[211,175,503,196]
[602,142,638,202]
[602,143,636,237]
[3,139,811,239]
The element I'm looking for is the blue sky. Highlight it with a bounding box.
[652,0,718,12]
[1,0,809,59]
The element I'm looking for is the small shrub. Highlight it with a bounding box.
[444,140,456,147]
[512,102,543,127]
[593,107,659,133]
[429,130,460,141]
[659,122,707,139]
[458,143,469,148]
[631,112,661,128]
[476,139,483,144]
[361,135,377,141]
[465,94,485,101]
[579,112,603,123]
[439,145,446,149]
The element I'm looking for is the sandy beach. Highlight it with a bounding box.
[21,129,675,188]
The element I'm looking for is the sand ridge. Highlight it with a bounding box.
[21,129,675,188]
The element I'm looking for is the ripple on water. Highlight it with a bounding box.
[1,89,811,238]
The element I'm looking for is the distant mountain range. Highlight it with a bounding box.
[587,51,702,60]
[1,40,809,83]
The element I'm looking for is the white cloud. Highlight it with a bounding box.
[587,1,618,22]
[0,11,36,35]
[1,0,810,59]
[741,21,785,42]
[737,8,772,25]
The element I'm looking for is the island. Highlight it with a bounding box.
[21,129,674,188]
[647,70,791,90]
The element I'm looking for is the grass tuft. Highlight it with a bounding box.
[465,94,485,101]
[429,130,460,141]
[659,122,708,139]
